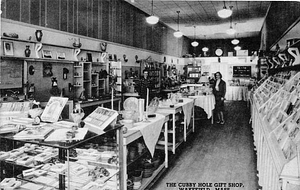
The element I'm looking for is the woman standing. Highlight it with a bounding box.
[213,72,226,124]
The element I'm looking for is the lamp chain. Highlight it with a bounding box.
[177,11,180,30]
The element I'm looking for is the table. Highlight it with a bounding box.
[122,113,170,189]
[79,97,121,110]
[188,95,215,124]
[156,98,194,154]
[225,86,249,101]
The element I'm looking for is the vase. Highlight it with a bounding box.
[35,30,43,42]
[24,45,31,57]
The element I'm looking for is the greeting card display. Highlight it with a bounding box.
[84,107,118,134]
[40,97,69,123]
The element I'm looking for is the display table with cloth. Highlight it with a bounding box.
[188,95,215,124]
[156,98,194,154]
[122,113,170,189]
[225,86,249,101]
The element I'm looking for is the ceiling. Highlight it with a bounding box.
[125,0,271,40]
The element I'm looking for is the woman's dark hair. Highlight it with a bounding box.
[214,72,222,79]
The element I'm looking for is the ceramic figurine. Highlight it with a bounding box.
[35,30,43,42]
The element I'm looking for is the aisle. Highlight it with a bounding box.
[150,101,258,190]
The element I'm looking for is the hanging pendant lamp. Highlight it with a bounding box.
[218,2,232,18]
[231,26,239,45]
[202,35,209,52]
[146,0,159,25]
[234,46,241,51]
[231,39,239,45]
[174,11,183,38]
[226,15,236,35]
[202,47,209,52]
[191,26,199,47]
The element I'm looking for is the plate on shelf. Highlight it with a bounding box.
[123,97,139,111]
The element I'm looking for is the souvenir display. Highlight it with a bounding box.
[40,97,69,123]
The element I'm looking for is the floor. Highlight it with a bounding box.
[149,101,259,190]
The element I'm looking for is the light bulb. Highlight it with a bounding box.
[202,47,209,52]
[231,39,239,45]
[146,15,159,25]
[217,8,232,18]
[226,27,236,35]
[174,31,183,38]
[234,46,241,51]
[191,41,199,47]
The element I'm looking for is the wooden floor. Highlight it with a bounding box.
[149,101,259,190]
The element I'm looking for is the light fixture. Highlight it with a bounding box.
[202,47,209,52]
[226,15,236,35]
[231,38,239,45]
[174,11,183,38]
[231,24,239,45]
[146,0,159,25]
[202,35,209,52]
[217,2,232,18]
[191,26,199,47]
[234,46,241,51]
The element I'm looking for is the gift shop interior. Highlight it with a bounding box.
[1,1,300,190]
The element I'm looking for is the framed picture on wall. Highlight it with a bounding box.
[57,52,66,60]
[42,50,52,58]
[3,41,14,56]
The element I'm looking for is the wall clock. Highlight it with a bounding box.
[215,48,223,56]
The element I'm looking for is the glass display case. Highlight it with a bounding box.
[0,122,124,190]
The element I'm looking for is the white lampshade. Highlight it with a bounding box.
[174,30,183,38]
[146,15,159,25]
[191,41,199,47]
[234,46,241,51]
[217,8,232,18]
[202,47,209,52]
[231,39,239,45]
[226,27,236,35]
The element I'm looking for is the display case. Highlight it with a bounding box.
[0,121,124,190]
[252,70,300,190]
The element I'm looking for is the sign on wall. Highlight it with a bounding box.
[0,60,22,89]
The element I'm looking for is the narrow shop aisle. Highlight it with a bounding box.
[150,101,258,190]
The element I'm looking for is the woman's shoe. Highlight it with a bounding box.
[216,120,220,124]
[220,120,225,125]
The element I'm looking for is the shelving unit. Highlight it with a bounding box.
[143,63,161,92]
[186,65,201,79]
[109,61,122,95]
[73,62,92,100]
[92,62,109,98]
[252,70,300,190]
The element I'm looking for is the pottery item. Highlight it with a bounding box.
[99,52,107,62]
[73,48,81,61]
[34,43,43,58]
[24,45,31,57]
[288,47,300,66]
[35,30,43,42]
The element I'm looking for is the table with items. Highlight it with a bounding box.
[188,94,215,124]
